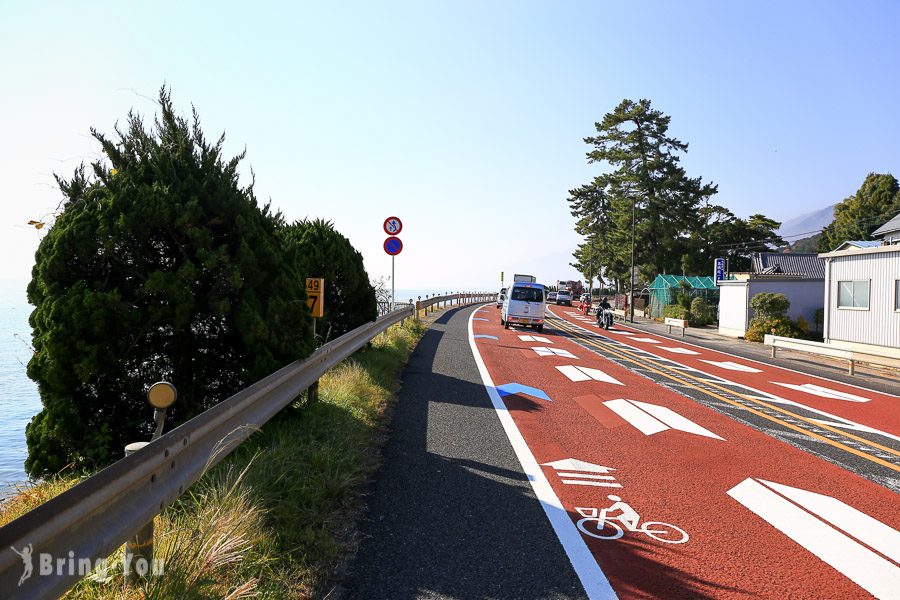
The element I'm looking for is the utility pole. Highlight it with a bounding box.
[630,195,636,323]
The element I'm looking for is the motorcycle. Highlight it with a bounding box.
[597,307,613,330]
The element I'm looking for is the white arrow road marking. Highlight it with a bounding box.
[657,346,700,354]
[541,459,623,487]
[557,473,618,480]
[560,479,624,488]
[556,365,624,385]
[519,335,553,343]
[630,337,660,343]
[542,459,616,473]
[604,399,725,440]
[770,382,871,403]
[533,347,577,359]
[728,478,900,599]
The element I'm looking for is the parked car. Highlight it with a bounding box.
[501,282,546,331]
[547,291,558,302]
[556,290,573,306]
[496,287,507,308]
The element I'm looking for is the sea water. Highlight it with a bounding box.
[0,283,40,498]
[0,286,468,497]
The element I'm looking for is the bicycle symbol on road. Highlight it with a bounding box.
[575,495,689,544]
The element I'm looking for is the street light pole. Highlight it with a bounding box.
[630,195,636,323]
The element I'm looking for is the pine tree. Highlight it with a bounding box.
[25,88,314,476]
[572,99,718,285]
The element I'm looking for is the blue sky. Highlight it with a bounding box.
[1,1,898,292]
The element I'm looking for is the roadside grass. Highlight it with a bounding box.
[1,318,426,599]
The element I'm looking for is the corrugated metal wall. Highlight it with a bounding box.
[827,252,900,349]
[748,280,824,329]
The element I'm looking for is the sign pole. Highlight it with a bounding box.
[382,217,403,312]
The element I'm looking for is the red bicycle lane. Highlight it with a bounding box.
[468,306,900,600]
[547,306,900,440]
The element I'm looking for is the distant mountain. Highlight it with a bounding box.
[777,204,836,241]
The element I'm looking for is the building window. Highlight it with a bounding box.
[837,280,869,309]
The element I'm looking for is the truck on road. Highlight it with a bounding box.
[513,274,536,283]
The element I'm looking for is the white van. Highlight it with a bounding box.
[501,282,546,332]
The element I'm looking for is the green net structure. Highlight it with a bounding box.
[648,274,718,318]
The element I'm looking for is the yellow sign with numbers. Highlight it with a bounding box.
[306,278,324,317]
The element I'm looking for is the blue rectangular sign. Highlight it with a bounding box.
[714,258,726,283]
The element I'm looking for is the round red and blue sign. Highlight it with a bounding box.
[384,236,403,256]
[383,216,403,235]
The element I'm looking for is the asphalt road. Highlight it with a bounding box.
[344,303,900,599]
[343,304,588,600]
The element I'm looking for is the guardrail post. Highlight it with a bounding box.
[771,345,777,358]
[123,442,153,582]
[848,359,855,376]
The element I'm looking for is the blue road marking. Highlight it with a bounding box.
[495,383,553,403]
[473,334,499,340]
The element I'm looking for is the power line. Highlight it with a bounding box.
[716,212,896,250]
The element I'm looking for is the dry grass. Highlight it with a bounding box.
[2,318,426,599]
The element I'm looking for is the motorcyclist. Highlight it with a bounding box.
[597,296,613,328]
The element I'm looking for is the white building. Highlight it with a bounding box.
[819,211,900,353]
[717,253,825,338]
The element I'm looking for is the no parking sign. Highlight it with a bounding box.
[384,236,403,256]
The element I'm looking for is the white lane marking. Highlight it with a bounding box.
[605,330,633,335]
[770,382,871,403]
[557,473,618,480]
[549,308,900,444]
[630,337,660,343]
[604,399,724,440]
[519,335,553,343]
[658,346,700,354]
[541,459,616,473]
[561,480,624,488]
[556,365,624,385]
[468,313,619,599]
[549,306,900,399]
[699,360,762,373]
[809,419,900,443]
[534,347,577,359]
[728,478,900,599]
[746,394,900,444]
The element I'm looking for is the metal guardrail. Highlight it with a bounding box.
[0,289,494,598]
[764,334,900,375]
[415,292,494,317]
[377,293,493,318]
[0,306,419,598]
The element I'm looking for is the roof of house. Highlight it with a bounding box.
[872,210,900,237]
[751,252,825,279]
[835,240,883,251]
